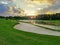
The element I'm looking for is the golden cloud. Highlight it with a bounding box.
[27,4,35,8]
[45,0,55,5]
[31,0,43,3]
[30,0,55,6]
[12,0,16,2]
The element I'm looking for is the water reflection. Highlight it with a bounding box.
[30,20,36,24]
[20,20,37,24]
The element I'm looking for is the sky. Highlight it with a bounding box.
[0,0,60,16]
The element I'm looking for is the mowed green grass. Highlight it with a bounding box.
[0,19,60,45]
[42,20,60,22]
[40,20,60,26]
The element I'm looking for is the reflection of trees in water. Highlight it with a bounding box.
[30,20,36,24]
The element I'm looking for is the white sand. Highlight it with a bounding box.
[14,22,60,36]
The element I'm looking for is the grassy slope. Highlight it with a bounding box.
[0,19,60,45]
[41,20,60,26]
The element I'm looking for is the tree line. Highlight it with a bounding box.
[0,16,29,20]
[0,13,60,20]
[36,13,60,20]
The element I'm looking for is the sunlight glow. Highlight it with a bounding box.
[30,0,55,6]
[27,4,35,8]
[46,12,55,14]
[25,11,37,16]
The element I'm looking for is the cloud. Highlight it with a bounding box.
[0,0,16,3]
[0,0,16,14]
[30,0,55,6]
[34,0,60,14]
[0,4,8,13]
[0,0,60,15]
[0,1,8,4]
[21,0,60,14]
[27,4,35,8]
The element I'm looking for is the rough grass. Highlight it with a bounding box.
[0,19,60,45]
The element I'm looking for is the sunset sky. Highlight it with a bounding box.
[0,0,60,15]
